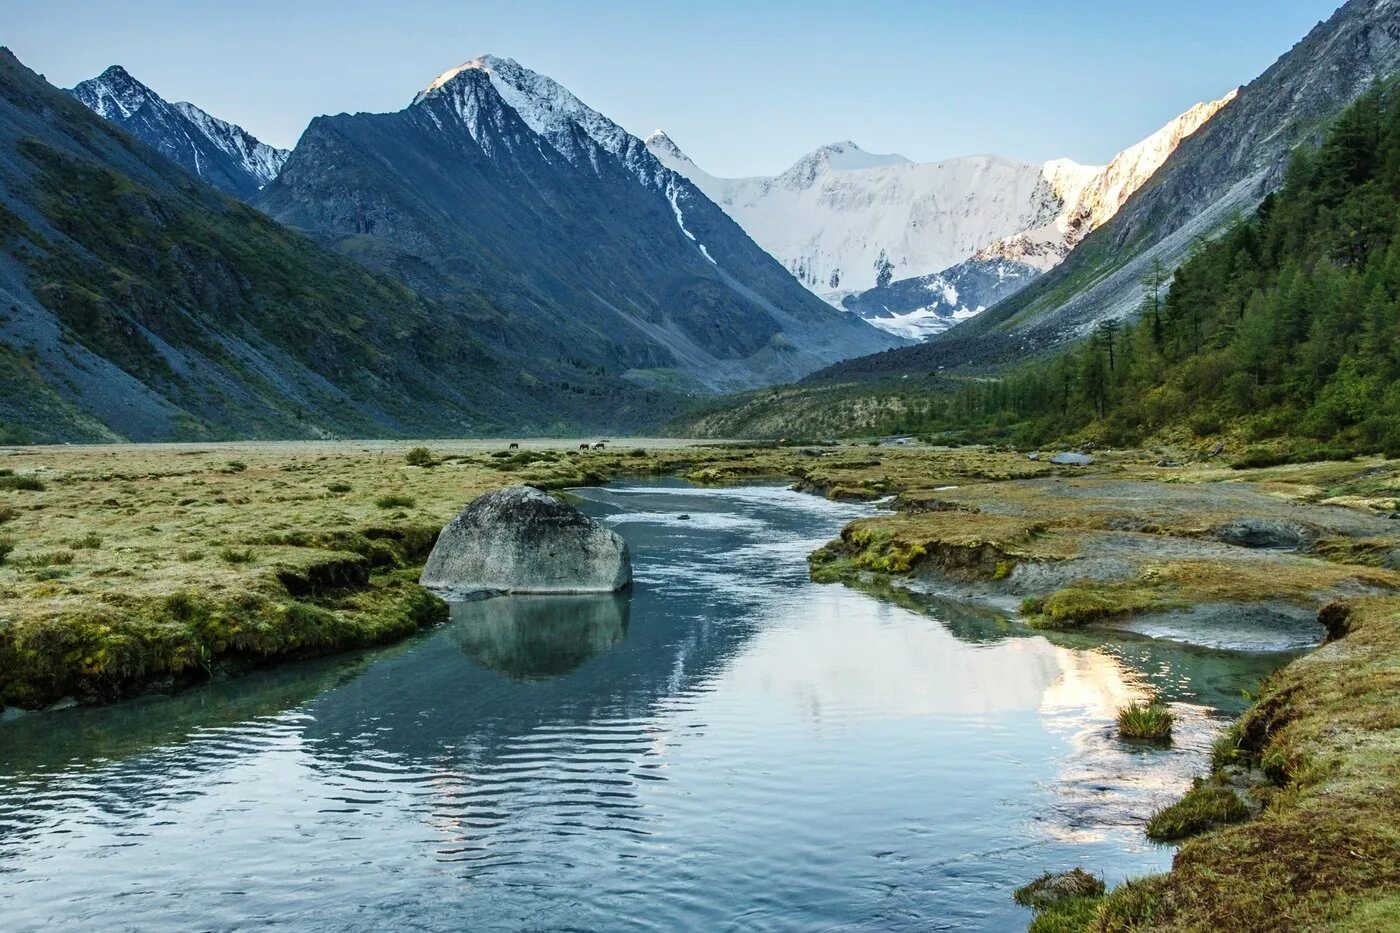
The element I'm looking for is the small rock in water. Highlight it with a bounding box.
[421,485,631,597]
[677,514,691,520]
[1050,452,1094,466]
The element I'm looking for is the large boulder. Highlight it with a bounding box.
[420,485,631,597]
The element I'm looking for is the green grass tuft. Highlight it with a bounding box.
[375,493,416,509]
[1117,702,1174,742]
[219,547,256,565]
[1145,779,1249,841]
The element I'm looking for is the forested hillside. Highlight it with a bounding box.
[888,85,1400,456]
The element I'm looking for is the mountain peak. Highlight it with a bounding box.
[645,129,691,164]
[72,64,160,120]
[414,54,513,104]
[97,64,136,83]
[779,140,910,185]
[416,54,644,170]
[70,64,288,196]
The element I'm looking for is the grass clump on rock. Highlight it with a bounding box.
[1117,701,1174,742]
[1145,778,1250,841]
[1013,868,1106,932]
[1021,584,1166,630]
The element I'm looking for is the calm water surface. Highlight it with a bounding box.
[0,481,1297,931]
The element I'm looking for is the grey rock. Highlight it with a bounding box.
[1050,452,1094,465]
[1210,518,1315,550]
[421,486,631,597]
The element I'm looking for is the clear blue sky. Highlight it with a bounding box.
[7,0,1344,176]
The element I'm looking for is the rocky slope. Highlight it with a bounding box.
[70,65,288,199]
[648,94,1231,340]
[258,56,901,394]
[815,0,1400,378]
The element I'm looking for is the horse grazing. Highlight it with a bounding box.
[579,443,591,451]
[593,442,606,450]
[508,442,519,450]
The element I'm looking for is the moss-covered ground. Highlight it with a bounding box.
[0,438,751,709]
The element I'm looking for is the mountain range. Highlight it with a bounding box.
[255,55,899,395]
[647,94,1232,339]
[811,0,1400,382]
[0,49,899,442]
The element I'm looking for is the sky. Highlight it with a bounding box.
[6,0,1346,177]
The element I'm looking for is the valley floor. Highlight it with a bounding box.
[2,439,1399,929]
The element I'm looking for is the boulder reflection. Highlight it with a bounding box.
[450,593,630,681]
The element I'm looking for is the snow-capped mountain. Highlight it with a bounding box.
[974,91,1237,268]
[839,256,1041,340]
[648,92,1234,338]
[70,66,288,199]
[257,56,900,394]
[647,135,1071,302]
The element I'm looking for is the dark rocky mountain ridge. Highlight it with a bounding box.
[256,57,901,395]
[69,65,288,200]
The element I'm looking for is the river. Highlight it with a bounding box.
[0,480,1298,931]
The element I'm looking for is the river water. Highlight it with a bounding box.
[0,481,1298,931]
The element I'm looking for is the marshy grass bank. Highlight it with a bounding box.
[0,439,729,710]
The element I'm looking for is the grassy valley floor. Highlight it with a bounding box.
[3,439,1400,928]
